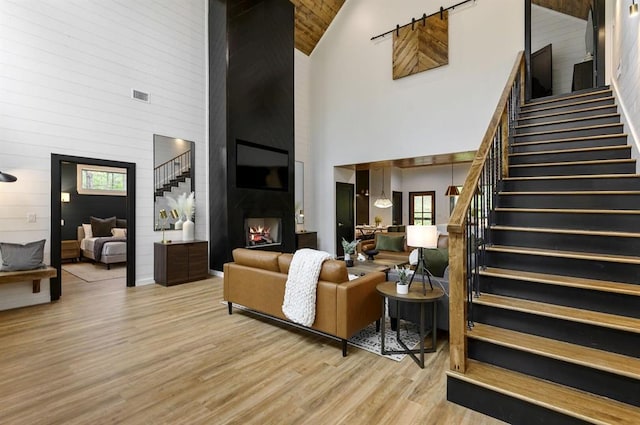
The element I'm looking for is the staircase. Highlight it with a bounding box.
[447,87,640,424]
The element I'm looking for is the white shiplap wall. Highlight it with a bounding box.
[612,0,640,163]
[0,0,207,310]
[532,4,589,96]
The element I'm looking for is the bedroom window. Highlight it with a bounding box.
[77,164,127,196]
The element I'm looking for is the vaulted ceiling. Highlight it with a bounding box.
[291,0,592,56]
[291,0,345,55]
[532,0,591,20]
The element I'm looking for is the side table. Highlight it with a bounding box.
[376,281,444,368]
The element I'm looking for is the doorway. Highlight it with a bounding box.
[525,0,606,100]
[336,182,355,256]
[51,154,136,301]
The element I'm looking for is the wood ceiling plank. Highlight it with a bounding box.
[532,0,591,20]
[291,0,345,55]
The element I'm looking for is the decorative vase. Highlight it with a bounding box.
[344,252,354,267]
[182,217,194,241]
[396,282,409,294]
[174,217,184,230]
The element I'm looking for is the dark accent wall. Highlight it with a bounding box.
[209,0,295,271]
[356,169,370,225]
[60,162,127,240]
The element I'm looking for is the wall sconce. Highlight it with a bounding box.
[61,192,70,203]
[631,0,638,16]
[0,171,17,182]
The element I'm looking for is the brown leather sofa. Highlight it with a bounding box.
[358,231,449,264]
[223,248,386,356]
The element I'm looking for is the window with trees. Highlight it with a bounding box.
[77,164,127,196]
[409,191,435,225]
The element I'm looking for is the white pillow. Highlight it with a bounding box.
[409,248,419,266]
[111,228,127,238]
[82,223,93,239]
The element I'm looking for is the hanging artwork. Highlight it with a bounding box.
[392,10,449,80]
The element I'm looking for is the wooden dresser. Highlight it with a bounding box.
[295,231,318,250]
[154,240,208,286]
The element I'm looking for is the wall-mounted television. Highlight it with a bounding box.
[236,140,289,191]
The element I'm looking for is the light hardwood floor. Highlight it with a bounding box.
[0,271,504,425]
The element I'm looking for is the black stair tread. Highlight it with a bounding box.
[512,133,628,148]
[479,266,640,297]
[514,113,620,130]
[468,323,640,380]
[472,293,640,334]
[503,173,640,181]
[509,145,630,158]
[520,96,615,115]
[522,89,613,108]
[517,104,618,122]
[509,158,635,169]
[447,360,640,425]
[512,123,623,139]
[495,207,640,215]
[485,245,640,265]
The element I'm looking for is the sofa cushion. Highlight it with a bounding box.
[319,260,349,283]
[375,234,405,252]
[232,248,281,272]
[278,253,293,274]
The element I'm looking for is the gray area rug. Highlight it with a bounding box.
[62,262,126,282]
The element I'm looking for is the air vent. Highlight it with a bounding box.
[132,89,149,103]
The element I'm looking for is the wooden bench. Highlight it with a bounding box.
[0,267,57,293]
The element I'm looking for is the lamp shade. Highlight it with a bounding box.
[445,185,460,196]
[373,197,393,208]
[407,225,438,248]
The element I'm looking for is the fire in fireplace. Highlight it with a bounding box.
[245,217,282,248]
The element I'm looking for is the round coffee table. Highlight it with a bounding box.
[376,281,444,368]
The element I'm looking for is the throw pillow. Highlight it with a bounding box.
[82,223,93,239]
[375,234,405,252]
[91,216,116,237]
[422,248,449,278]
[116,218,127,228]
[111,228,127,238]
[0,239,46,271]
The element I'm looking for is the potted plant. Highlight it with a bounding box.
[341,237,360,267]
[374,216,382,227]
[395,265,410,294]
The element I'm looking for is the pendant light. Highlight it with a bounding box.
[373,168,392,209]
[0,171,17,182]
[445,163,459,197]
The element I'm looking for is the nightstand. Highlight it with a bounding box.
[61,240,80,262]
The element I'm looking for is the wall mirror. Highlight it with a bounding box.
[295,161,304,223]
[153,134,195,230]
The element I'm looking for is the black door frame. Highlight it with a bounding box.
[51,154,136,300]
[525,0,606,101]
[335,182,355,256]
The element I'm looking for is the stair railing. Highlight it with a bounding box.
[154,150,192,195]
[447,51,524,373]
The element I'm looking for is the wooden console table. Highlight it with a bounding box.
[154,240,208,286]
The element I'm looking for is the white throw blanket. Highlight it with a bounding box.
[282,248,332,326]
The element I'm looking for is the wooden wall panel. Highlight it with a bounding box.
[532,0,591,20]
[393,11,449,80]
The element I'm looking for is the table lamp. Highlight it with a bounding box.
[406,224,438,294]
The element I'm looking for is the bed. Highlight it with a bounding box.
[77,224,126,269]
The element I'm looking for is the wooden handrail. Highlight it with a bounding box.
[447,51,525,373]
[448,51,524,235]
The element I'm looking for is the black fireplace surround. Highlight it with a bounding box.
[209,0,295,271]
